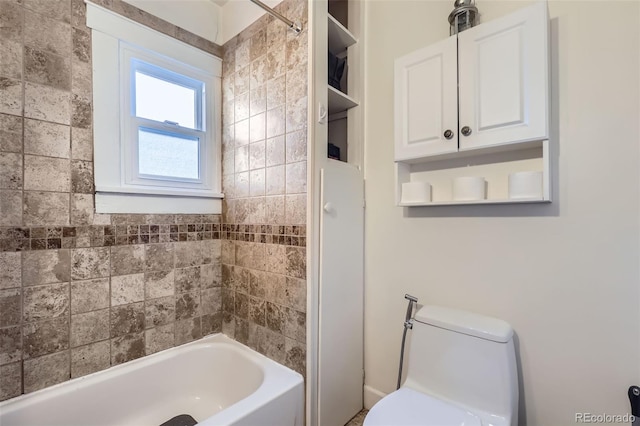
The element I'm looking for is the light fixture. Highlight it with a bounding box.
[448,0,478,35]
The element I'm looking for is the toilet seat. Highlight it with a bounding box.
[363,387,482,426]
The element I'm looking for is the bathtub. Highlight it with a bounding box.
[0,334,304,426]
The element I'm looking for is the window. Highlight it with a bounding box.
[87,2,222,214]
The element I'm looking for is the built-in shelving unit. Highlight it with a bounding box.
[328,14,356,54]
[328,86,358,114]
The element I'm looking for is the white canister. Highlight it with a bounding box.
[401,182,431,204]
[508,171,543,199]
[452,176,486,201]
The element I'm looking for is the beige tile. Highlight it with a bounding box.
[222,98,234,126]
[23,249,71,286]
[262,327,286,364]
[24,191,70,226]
[23,317,69,359]
[0,113,23,153]
[70,309,109,347]
[110,245,145,276]
[265,244,286,275]
[70,159,93,193]
[0,288,21,327]
[250,55,267,88]
[286,96,307,133]
[266,75,285,110]
[0,252,20,290]
[175,266,200,293]
[71,126,92,160]
[23,282,69,322]
[235,66,250,97]
[201,287,221,315]
[0,38,22,80]
[0,77,22,116]
[24,9,71,57]
[249,141,266,171]
[145,270,174,299]
[71,193,94,225]
[71,56,92,99]
[265,195,285,224]
[250,168,265,197]
[285,194,306,225]
[285,246,306,279]
[0,2,23,44]
[110,302,145,338]
[286,62,307,104]
[249,112,265,143]
[285,336,305,375]
[23,350,70,393]
[266,49,285,80]
[235,39,250,71]
[24,119,71,158]
[235,91,249,122]
[175,290,200,320]
[111,332,145,365]
[145,323,174,354]
[222,74,234,103]
[285,161,307,194]
[266,165,285,196]
[265,301,284,333]
[71,340,110,379]
[223,147,235,177]
[266,135,285,167]
[202,312,222,336]
[24,82,71,125]
[0,325,21,365]
[235,118,249,147]
[286,129,307,164]
[250,28,266,62]
[235,145,249,173]
[23,0,71,24]
[111,273,144,306]
[70,278,109,314]
[175,241,208,268]
[266,106,286,138]
[72,27,90,63]
[0,190,22,226]
[24,46,71,91]
[249,85,267,117]
[266,17,285,52]
[71,247,110,280]
[145,243,174,271]
[71,0,86,27]
[235,171,249,198]
[24,155,70,192]
[0,362,21,400]
[145,296,175,328]
[0,152,22,189]
[286,29,307,71]
[284,308,305,342]
[175,317,201,345]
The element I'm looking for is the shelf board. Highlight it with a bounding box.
[399,197,551,207]
[328,85,358,114]
[328,14,357,54]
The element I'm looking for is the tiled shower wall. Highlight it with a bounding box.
[220,0,308,376]
[0,0,224,401]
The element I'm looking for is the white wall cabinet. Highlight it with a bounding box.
[394,1,551,206]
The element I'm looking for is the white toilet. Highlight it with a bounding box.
[364,305,519,426]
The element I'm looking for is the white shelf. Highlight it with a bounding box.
[328,14,357,54]
[328,85,358,114]
[398,197,550,207]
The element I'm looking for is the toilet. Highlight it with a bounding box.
[364,305,518,426]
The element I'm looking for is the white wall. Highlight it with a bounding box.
[123,0,222,43]
[218,0,282,44]
[363,1,640,425]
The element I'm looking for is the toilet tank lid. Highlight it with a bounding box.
[415,305,514,343]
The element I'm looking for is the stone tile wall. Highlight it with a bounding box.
[0,0,225,401]
[220,0,308,377]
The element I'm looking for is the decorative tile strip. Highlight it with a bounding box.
[0,223,306,252]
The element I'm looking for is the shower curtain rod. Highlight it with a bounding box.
[249,0,302,34]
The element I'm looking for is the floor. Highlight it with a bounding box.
[345,409,368,426]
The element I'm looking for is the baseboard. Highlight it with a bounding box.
[363,385,387,409]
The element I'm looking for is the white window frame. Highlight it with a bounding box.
[87,2,223,214]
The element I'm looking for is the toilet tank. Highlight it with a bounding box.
[404,306,518,423]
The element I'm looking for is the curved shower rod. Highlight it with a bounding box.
[249,0,302,34]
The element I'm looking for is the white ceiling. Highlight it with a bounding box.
[211,0,229,6]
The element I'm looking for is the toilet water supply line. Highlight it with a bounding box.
[397,294,419,390]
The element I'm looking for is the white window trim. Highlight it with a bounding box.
[86,2,223,214]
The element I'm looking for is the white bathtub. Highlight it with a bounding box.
[0,334,304,426]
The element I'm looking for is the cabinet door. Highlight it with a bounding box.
[458,1,548,151]
[394,36,457,161]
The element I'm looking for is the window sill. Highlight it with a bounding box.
[95,191,223,214]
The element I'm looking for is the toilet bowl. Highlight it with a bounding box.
[364,305,518,426]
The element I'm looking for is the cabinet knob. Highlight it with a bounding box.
[461,126,472,136]
[443,129,454,140]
